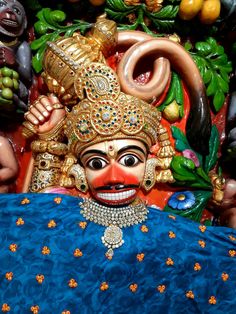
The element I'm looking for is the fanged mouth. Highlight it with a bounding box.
[97,189,136,202]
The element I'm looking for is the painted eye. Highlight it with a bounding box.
[0,1,6,7]
[119,155,140,167]
[87,158,107,170]
[13,6,21,15]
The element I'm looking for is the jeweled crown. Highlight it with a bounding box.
[64,62,161,156]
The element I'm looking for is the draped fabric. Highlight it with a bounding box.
[0,193,235,313]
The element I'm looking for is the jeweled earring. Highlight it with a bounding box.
[142,158,160,191]
[67,164,88,193]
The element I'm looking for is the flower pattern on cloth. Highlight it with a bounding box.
[0,193,235,314]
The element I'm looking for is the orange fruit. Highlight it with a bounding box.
[179,0,204,20]
[198,0,221,24]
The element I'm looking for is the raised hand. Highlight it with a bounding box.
[23,94,66,136]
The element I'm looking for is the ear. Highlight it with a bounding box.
[141,157,160,191]
[67,164,89,193]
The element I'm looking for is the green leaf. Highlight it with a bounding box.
[105,8,135,22]
[203,69,212,84]
[171,156,212,189]
[30,33,51,51]
[195,42,212,56]
[150,5,179,19]
[171,126,190,152]
[216,74,229,93]
[204,125,220,173]
[213,90,225,112]
[106,0,132,12]
[32,46,45,73]
[206,74,217,97]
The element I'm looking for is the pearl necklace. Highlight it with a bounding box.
[80,198,148,257]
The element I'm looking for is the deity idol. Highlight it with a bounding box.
[0,62,236,312]
[0,13,236,313]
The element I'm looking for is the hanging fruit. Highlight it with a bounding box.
[178,0,221,24]
[179,0,204,20]
[198,0,221,24]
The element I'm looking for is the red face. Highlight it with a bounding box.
[80,139,147,206]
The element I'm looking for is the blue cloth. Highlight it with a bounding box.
[0,193,236,314]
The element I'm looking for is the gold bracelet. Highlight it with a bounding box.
[38,117,66,141]
[31,140,68,156]
[22,121,38,139]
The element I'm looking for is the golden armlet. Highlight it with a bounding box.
[29,140,68,193]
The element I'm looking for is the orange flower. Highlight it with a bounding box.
[229,250,236,257]
[100,282,109,291]
[21,198,30,204]
[36,274,45,284]
[136,253,145,262]
[30,305,39,313]
[48,220,57,228]
[16,217,25,226]
[221,272,229,281]
[129,283,138,292]
[186,290,194,299]
[166,257,174,266]
[229,235,236,241]
[54,197,62,204]
[194,263,201,271]
[78,221,87,229]
[157,285,166,293]
[168,231,176,239]
[73,248,83,257]
[208,296,217,304]
[140,225,149,233]
[5,272,13,281]
[41,246,50,255]
[199,225,206,233]
[68,278,78,288]
[9,243,18,252]
[1,304,10,312]
[198,240,206,248]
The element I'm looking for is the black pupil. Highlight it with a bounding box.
[91,159,103,169]
[124,156,136,167]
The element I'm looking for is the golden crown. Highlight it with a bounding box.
[64,62,161,156]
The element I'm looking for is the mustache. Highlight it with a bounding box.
[95,184,139,191]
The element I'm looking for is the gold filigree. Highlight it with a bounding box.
[42,15,117,105]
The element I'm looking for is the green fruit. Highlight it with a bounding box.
[12,70,19,80]
[0,78,3,88]
[2,77,13,88]
[13,78,19,90]
[1,67,13,77]
[1,87,13,100]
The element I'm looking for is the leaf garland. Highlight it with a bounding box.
[186,37,232,112]
[105,0,180,34]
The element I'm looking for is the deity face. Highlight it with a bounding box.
[0,0,27,37]
[80,139,147,206]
